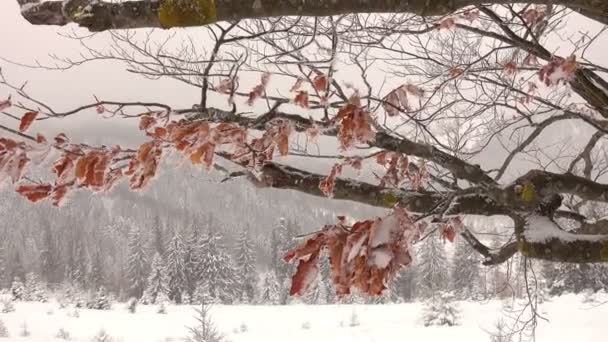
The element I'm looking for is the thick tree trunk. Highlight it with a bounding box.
[17,0,608,32]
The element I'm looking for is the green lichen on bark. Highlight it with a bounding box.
[158,0,217,28]
[600,241,608,261]
[383,192,399,206]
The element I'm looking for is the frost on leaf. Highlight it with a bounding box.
[313,73,328,93]
[502,60,518,75]
[284,208,424,297]
[0,138,28,184]
[319,163,343,197]
[139,115,157,131]
[75,151,111,190]
[16,184,52,202]
[522,6,546,25]
[125,141,162,189]
[19,111,38,132]
[247,72,271,106]
[448,67,465,78]
[539,55,577,86]
[294,91,309,108]
[335,104,375,150]
[382,84,424,117]
[439,217,464,243]
[0,96,11,112]
[460,9,479,22]
[437,18,456,30]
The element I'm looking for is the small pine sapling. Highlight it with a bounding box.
[0,299,15,313]
[421,293,460,327]
[239,322,247,333]
[56,327,71,340]
[489,319,513,342]
[127,297,138,313]
[301,321,311,330]
[185,302,223,342]
[349,310,360,327]
[20,321,30,337]
[0,319,8,338]
[91,329,113,342]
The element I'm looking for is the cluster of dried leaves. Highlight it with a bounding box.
[284,208,426,297]
[381,84,425,117]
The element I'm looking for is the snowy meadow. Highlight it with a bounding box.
[1,293,607,342]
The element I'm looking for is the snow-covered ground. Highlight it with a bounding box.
[1,294,606,341]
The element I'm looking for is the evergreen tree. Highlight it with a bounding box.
[152,216,165,256]
[93,287,111,310]
[234,226,257,303]
[142,252,169,304]
[127,227,148,298]
[193,280,217,305]
[417,233,449,300]
[259,272,280,305]
[10,277,24,301]
[87,248,105,291]
[184,226,203,300]
[166,231,187,304]
[24,272,48,302]
[199,230,239,304]
[0,245,7,289]
[547,262,608,295]
[10,251,25,285]
[451,238,481,299]
[269,218,300,304]
[66,241,87,288]
[39,225,60,285]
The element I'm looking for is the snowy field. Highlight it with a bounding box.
[1,294,607,341]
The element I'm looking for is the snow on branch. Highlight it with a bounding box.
[17,0,608,32]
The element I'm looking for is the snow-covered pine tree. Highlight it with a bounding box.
[422,292,460,327]
[10,277,24,301]
[127,227,148,299]
[417,232,449,301]
[9,251,25,285]
[0,245,6,289]
[199,229,238,304]
[0,318,8,338]
[152,216,165,256]
[65,241,87,288]
[193,280,217,305]
[87,248,105,292]
[185,302,224,342]
[24,273,48,302]
[39,225,60,285]
[234,226,257,303]
[258,272,280,305]
[166,231,187,304]
[269,218,300,304]
[93,287,111,310]
[451,237,481,300]
[184,226,203,301]
[142,252,169,304]
[318,253,336,304]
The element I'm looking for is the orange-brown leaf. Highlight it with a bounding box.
[19,111,38,132]
[289,250,320,296]
[51,184,70,206]
[139,115,157,131]
[16,183,52,203]
[294,91,309,108]
[313,74,328,93]
[36,134,47,144]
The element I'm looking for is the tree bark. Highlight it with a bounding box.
[18,0,608,32]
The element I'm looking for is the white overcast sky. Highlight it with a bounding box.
[1,1,607,182]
